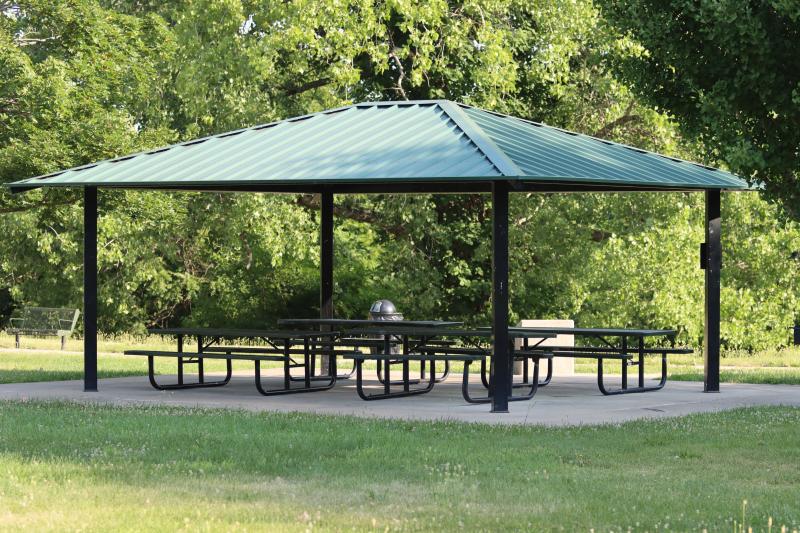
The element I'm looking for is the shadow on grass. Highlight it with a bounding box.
[670,370,800,385]
[0,369,146,385]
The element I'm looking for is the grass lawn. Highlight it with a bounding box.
[0,401,797,531]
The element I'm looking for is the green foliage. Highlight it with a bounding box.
[0,0,798,351]
[598,0,800,216]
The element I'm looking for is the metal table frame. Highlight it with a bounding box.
[139,327,344,395]
[503,327,684,395]
[346,326,555,403]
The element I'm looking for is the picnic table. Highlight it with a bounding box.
[125,327,351,395]
[345,326,555,403]
[494,326,692,395]
[279,318,466,382]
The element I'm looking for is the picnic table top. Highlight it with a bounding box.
[347,326,557,339]
[277,318,463,327]
[489,326,677,337]
[147,327,340,339]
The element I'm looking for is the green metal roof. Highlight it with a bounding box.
[8,100,750,192]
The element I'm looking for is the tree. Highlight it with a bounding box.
[598,0,800,216]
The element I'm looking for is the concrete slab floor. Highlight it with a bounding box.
[1,370,799,426]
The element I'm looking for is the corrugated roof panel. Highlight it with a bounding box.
[7,99,750,192]
[8,102,501,190]
[461,106,747,189]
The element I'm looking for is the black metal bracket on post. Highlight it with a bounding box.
[704,189,721,392]
[490,181,511,413]
[83,187,98,392]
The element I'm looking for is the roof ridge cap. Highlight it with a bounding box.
[437,101,522,177]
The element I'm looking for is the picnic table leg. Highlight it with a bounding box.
[148,356,159,389]
[522,338,530,384]
[15,333,19,349]
[283,340,291,390]
[377,335,420,387]
[402,337,410,393]
[383,356,390,395]
[505,357,541,402]
[146,354,231,390]
[197,335,205,384]
[539,358,553,386]
[304,338,311,389]
[461,360,494,404]
[309,337,317,377]
[255,341,335,396]
[480,357,491,389]
[620,337,628,391]
[355,357,435,401]
[638,337,645,388]
[433,360,450,383]
[327,340,337,379]
[177,335,184,386]
[658,351,668,389]
[355,359,369,400]
[463,357,541,404]
[375,335,390,382]
[597,350,668,396]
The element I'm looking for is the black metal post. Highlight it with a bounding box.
[704,189,721,392]
[320,191,334,373]
[320,191,334,319]
[83,187,98,392]
[490,181,511,413]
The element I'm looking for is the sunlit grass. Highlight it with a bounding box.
[0,401,797,531]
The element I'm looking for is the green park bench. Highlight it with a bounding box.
[6,307,80,350]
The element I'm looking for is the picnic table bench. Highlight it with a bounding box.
[126,328,353,395]
[6,307,80,349]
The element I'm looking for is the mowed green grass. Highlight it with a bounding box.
[0,401,797,532]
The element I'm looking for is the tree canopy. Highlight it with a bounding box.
[599,0,800,216]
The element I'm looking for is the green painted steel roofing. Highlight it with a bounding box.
[8,100,749,192]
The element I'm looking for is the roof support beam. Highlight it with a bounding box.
[98,182,494,195]
[83,186,98,392]
[491,181,511,412]
[704,189,721,392]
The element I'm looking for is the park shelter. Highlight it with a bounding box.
[7,100,750,412]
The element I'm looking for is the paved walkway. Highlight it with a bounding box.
[1,370,799,426]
